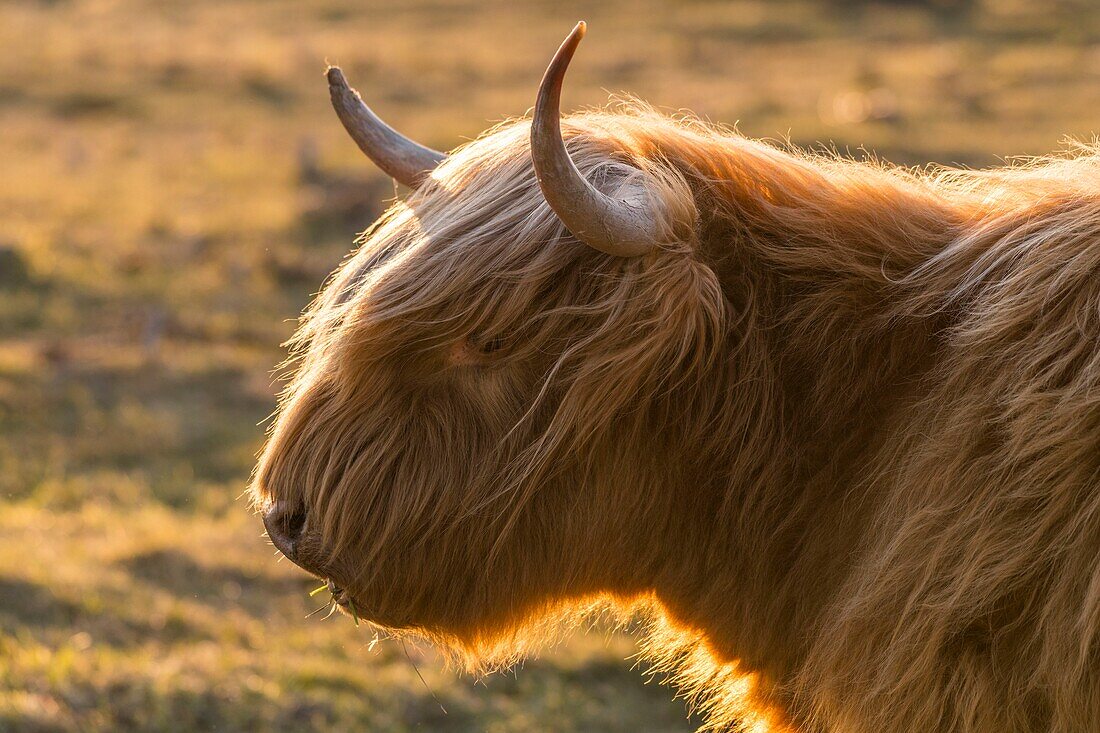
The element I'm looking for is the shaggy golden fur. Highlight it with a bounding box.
[252,106,1100,732]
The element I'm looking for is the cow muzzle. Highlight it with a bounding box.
[262,500,309,565]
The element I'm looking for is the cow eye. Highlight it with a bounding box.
[450,335,506,366]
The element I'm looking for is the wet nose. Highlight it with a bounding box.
[262,501,308,562]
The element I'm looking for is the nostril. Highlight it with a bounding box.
[263,501,308,561]
[283,509,307,542]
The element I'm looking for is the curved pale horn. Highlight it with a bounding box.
[327,66,445,188]
[531,22,663,257]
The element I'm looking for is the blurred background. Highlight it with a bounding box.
[1,0,1098,730]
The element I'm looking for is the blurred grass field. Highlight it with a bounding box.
[1,0,1099,730]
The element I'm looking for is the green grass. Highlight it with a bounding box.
[1,0,1098,730]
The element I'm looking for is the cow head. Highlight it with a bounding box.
[252,23,732,656]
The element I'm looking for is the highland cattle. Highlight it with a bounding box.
[255,23,1100,732]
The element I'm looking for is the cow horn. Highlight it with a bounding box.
[327,66,445,188]
[531,22,663,257]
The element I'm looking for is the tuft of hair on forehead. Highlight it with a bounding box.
[288,106,719,393]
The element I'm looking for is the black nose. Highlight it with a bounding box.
[262,501,308,561]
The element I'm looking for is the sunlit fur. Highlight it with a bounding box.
[252,105,1100,732]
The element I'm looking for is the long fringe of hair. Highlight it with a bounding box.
[255,104,1100,732]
